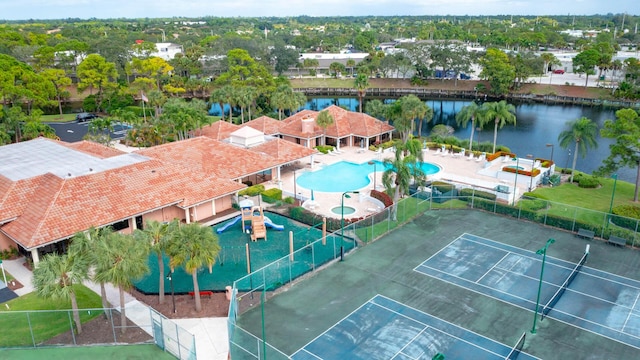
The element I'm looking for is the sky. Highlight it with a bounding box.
[2,0,635,21]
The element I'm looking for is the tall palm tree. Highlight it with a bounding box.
[558,117,599,183]
[32,252,88,334]
[94,232,149,333]
[400,95,431,138]
[354,74,370,113]
[346,59,356,76]
[69,227,113,314]
[166,223,221,312]
[210,86,229,122]
[316,109,334,146]
[480,100,517,153]
[382,138,426,221]
[135,219,176,305]
[455,101,483,152]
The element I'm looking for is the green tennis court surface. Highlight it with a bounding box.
[0,344,176,359]
[292,294,539,359]
[234,210,640,359]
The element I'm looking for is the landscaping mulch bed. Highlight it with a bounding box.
[130,288,230,319]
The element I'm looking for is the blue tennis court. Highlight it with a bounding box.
[415,233,640,349]
[291,294,539,359]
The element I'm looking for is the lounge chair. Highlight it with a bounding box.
[467,152,474,160]
[434,148,442,155]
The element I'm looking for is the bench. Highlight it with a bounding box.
[188,291,214,298]
[607,236,627,247]
[576,228,595,240]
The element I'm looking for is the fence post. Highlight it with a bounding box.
[26,311,36,347]
[68,310,77,345]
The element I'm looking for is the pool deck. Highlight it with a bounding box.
[271,146,534,220]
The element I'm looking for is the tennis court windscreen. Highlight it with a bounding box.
[541,252,588,320]
[505,332,526,360]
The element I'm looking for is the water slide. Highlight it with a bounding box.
[264,216,284,231]
[215,215,241,234]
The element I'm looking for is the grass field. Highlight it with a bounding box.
[0,344,175,360]
[0,285,103,347]
[40,114,77,123]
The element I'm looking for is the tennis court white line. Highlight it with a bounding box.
[373,295,539,359]
[392,327,428,360]
[623,292,640,332]
[417,236,640,350]
[476,253,510,284]
[412,234,467,271]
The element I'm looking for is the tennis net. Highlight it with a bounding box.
[540,252,588,320]
[505,332,526,360]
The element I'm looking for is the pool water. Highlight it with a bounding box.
[296,160,441,193]
[331,206,356,215]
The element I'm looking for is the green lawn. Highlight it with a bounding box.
[291,77,357,88]
[534,174,637,215]
[0,285,103,347]
[0,344,175,360]
[40,114,78,123]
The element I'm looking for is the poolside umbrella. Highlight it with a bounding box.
[311,189,315,201]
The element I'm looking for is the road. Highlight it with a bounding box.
[48,121,131,143]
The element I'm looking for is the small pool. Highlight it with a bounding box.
[506,165,525,170]
[331,206,356,215]
[297,160,441,193]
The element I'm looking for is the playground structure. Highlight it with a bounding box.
[215,198,284,241]
[244,205,267,241]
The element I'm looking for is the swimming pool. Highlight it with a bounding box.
[296,160,441,193]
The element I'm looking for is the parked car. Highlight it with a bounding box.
[552,69,565,74]
[76,112,98,122]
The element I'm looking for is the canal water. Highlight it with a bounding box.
[210,97,633,182]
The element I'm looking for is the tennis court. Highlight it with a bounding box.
[234,210,640,359]
[292,294,539,359]
[415,233,640,349]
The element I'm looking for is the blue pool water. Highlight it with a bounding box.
[296,160,441,193]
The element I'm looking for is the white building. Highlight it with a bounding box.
[151,43,184,61]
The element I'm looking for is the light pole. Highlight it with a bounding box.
[564,149,571,170]
[545,143,554,164]
[532,238,555,334]
[527,154,535,192]
[166,270,176,314]
[340,191,359,261]
[512,155,519,206]
[293,169,298,206]
[368,161,377,190]
[607,174,618,228]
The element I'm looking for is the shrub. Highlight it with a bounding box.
[611,205,640,230]
[459,188,496,200]
[238,184,265,197]
[283,196,295,204]
[431,181,455,194]
[314,145,335,154]
[486,151,515,162]
[519,199,549,211]
[371,190,393,208]
[261,188,283,203]
[577,175,600,188]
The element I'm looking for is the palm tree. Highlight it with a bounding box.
[382,138,426,221]
[558,117,599,183]
[480,100,517,154]
[455,102,483,152]
[354,74,370,113]
[316,110,334,146]
[346,59,356,76]
[69,227,113,313]
[135,220,176,305]
[94,232,149,333]
[210,86,229,122]
[166,223,221,312]
[32,252,88,334]
[400,95,431,138]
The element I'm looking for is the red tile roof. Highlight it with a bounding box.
[242,116,282,135]
[61,140,127,158]
[200,121,241,140]
[278,106,394,139]
[1,158,244,249]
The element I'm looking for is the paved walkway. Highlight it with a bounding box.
[1,257,228,360]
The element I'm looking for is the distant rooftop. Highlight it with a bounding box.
[0,138,149,181]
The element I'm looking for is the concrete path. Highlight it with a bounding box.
[1,257,228,360]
